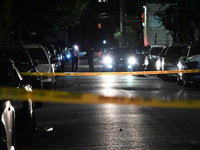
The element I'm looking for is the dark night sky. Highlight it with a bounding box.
[68,0,140,51]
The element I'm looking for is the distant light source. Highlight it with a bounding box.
[98,0,108,2]
[103,40,106,44]
[98,23,101,29]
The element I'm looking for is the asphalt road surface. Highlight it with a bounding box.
[28,58,200,150]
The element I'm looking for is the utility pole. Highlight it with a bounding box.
[138,0,144,46]
[120,0,123,32]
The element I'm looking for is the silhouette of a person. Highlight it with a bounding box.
[85,43,94,71]
[71,45,79,72]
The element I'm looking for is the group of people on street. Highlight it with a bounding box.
[71,43,94,72]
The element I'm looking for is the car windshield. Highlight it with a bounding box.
[150,47,163,55]
[0,49,32,66]
[189,47,200,57]
[0,60,21,86]
[27,48,49,64]
[166,47,185,60]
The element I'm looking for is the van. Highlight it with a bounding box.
[156,44,189,80]
[143,45,167,71]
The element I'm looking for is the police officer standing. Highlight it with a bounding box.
[71,45,79,72]
[85,43,94,72]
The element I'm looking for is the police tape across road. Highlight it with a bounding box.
[1,87,200,109]
[21,69,200,76]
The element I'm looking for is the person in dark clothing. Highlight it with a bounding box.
[85,43,94,72]
[71,45,79,72]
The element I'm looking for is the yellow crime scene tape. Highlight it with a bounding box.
[1,87,200,109]
[21,69,200,76]
[1,69,200,109]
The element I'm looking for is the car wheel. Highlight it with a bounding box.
[16,105,35,147]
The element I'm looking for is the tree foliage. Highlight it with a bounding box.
[0,0,89,44]
[154,4,178,44]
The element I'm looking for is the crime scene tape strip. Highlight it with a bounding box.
[21,69,200,76]
[1,87,200,109]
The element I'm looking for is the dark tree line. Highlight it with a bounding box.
[153,0,200,44]
[0,0,89,45]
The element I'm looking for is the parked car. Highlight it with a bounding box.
[50,42,65,72]
[22,44,56,89]
[143,45,167,71]
[0,58,36,150]
[0,45,43,89]
[156,44,189,80]
[40,42,61,72]
[177,46,200,87]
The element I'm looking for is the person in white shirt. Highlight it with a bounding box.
[71,45,79,72]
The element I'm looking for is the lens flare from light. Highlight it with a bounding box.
[103,56,112,64]
[128,57,136,64]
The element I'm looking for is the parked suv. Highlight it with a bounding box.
[177,46,200,87]
[156,44,189,80]
[0,44,56,89]
[22,44,56,89]
[0,45,42,89]
[143,45,166,71]
[0,58,36,149]
[40,42,64,72]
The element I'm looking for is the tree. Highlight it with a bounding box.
[0,0,89,44]
[153,4,178,44]
[114,18,141,47]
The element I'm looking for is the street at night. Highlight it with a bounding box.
[29,58,200,150]
[1,1,200,150]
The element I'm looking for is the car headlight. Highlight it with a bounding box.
[103,56,112,64]
[156,60,161,70]
[66,54,71,58]
[177,62,182,70]
[128,57,136,65]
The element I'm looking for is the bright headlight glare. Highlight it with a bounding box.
[128,57,136,64]
[177,62,182,69]
[156,60,161,68]
[74,45,79,50]
[66,54,71,58]
[103,56,112,64]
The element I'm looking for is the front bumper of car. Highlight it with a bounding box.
[180,61,200,84]
[102,56,115,71]
[115,57,137,71]
[182,73,200,84]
